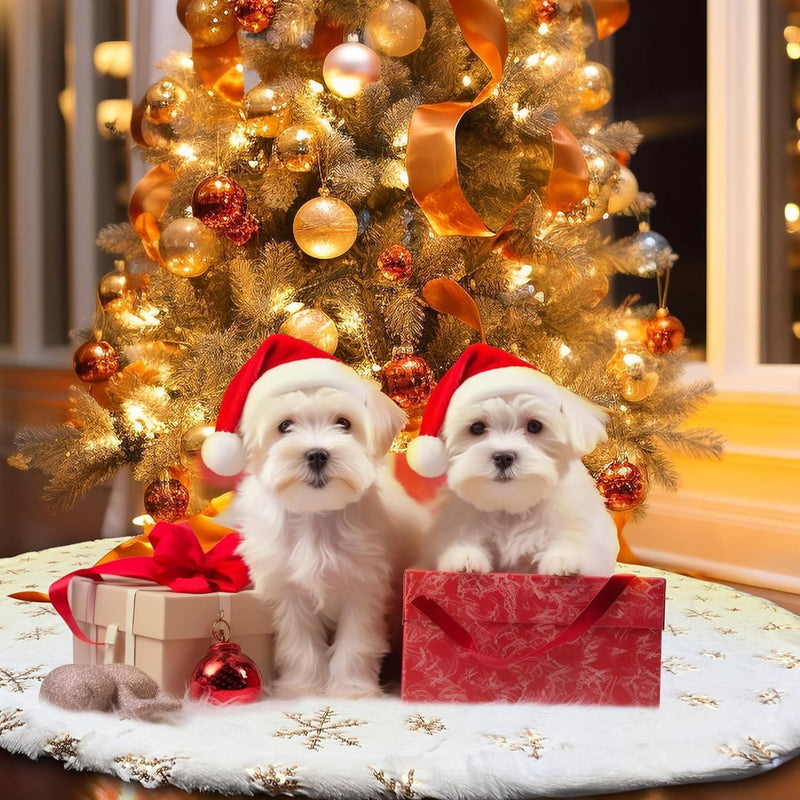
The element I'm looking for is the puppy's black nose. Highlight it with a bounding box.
[306,449,330,473]
[493,451,516,470]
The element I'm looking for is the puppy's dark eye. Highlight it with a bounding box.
[527,420,543,434]
[469,422,486,435]
[278,420,293,434]
[336,417,351,430]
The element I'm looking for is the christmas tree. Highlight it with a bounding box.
[10,0,722,528]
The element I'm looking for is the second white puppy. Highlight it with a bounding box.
[202,334,426,698]
[407,343,618,577]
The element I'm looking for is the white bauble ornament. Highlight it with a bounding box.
[323,42,381,98]
[606,165,639,214]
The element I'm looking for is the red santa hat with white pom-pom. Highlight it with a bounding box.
[406,343,583,478]
[201,334,368,476]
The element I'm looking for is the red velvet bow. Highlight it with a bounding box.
[50,521,250,645]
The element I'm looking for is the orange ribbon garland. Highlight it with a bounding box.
[407,0,508,237]
[406,0,593,237]
[422,277,486,342]
[128,161,177,263]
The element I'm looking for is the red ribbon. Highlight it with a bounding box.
[411,573,635,668]
[50,521,250,645]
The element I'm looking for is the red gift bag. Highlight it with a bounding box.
[401,570,665,706]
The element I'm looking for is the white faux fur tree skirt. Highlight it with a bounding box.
[1,539,799,798]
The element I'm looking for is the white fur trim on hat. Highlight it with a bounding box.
[406,434,448,478]
[201,431,246,477]
[446,366,559,423]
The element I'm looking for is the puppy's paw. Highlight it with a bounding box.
[437,545,492,574]
[536,548,586,577]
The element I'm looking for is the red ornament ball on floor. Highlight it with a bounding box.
[189,641,263,704]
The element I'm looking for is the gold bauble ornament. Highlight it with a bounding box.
[159,217,221,277]
[273,125,317,172]
[606,347,658,403]
[293,191,358,259]
[73,340,121,384]
[365,0,427,57]
[576,61,613,111]
[143,79,188,125]
[244,82,290,139]
[98,267,129,309]
[606,165,639,214]
[279,307,339,353]
[645,307,685,354]
[183,0,237,46]
[323,42,381,98]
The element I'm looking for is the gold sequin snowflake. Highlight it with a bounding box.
[405,713,446,736]
[369,766,416,798]
[274,706,367,751]
[485,729,545,760]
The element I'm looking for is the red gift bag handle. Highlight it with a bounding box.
[410,573,636,668]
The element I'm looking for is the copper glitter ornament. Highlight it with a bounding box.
[532,0,560,25]
[377,244,413,281]
[233,0,277,33]
[73,340,120,384]
[645,308,685,354]
[191,175,257,244]
[596,460,648,512]
[143,478,190,523]
[189,613,262,704]
[379,348,435,413]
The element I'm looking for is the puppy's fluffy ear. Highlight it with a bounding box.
[365,386,407,459]
[557,387,610,456]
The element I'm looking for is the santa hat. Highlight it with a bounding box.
[406,343,562,478]
[201,334,368,476]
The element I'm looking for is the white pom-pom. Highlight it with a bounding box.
[201,431,245,477]
[406,435,448,478]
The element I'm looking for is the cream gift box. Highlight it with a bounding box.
[69,577,273,698]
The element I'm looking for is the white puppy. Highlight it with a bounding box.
[405,343,620,579]
[427,388,618,576]
[228,381,426,699]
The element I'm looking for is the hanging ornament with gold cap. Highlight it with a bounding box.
[191,174,258,245]
[377,244,413,281]
[159,216,222,277]
[98,260,131,311]
[143,78,188,125]
[273,125,317,171]
[645,259,685,354]
[293,187,359,259]
[606,342,658,403]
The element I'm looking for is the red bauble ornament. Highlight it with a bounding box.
[645,307,685,354]
[143,478,190,522]
[191,175,257,244]
[377,244,413,281]
[73,340,120,383]
[380,348,435,413]
[532,0,560,25]
[189,614,263,704]
[233,0,277,33]
[596,460,648,512]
